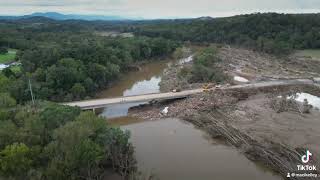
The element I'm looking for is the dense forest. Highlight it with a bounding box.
[129,13,320,54]
[1,13,320,180]
[0,18,177,180]
[0,20,179,102]
[0,100,137,179]
[1,13,320,103]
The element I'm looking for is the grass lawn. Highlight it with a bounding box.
[0,50,17,64]
[295,49,320,60]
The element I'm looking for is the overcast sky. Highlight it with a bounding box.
[0,0,319,18]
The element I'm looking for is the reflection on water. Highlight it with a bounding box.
[123,76,161,96]
[121,118,281,180]
[100,102,146,118]
[99,55,281,180]
[97,59,171,118]
[97,60,169,98]
[97,56,196,118]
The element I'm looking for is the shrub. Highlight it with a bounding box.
[179,47,229,84]
[0,47,8,55]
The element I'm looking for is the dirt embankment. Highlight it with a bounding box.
[129,47,320,179]
[184,88,320,179]
[129,85,320,179]
[218,47,320,79]
[160,46,320,92]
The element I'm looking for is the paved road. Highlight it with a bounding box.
[64,89,203,110]
[63,78,316,110]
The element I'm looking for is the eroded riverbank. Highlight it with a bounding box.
[95,50,284,179]
[129,46,320,179]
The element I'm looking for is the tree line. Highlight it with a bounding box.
[1,13,318,179]
[130,13,320,54]
[0,20,179,103]
[0,19,173,180]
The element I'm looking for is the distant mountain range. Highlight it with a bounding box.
[0,12,139,21]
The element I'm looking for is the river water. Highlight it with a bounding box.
[122,118,280,180]
[98,57,281,179]
[96,59,170,118]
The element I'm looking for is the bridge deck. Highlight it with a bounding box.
[63,79,316,110]
[64,89,203,110]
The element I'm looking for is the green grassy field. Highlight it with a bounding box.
[0,50,17,64]
[296,49,320,59]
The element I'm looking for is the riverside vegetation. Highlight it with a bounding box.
[1,13,320,179]
[177,47,229,83]
[0,17,177,180]
[0,100,138,180]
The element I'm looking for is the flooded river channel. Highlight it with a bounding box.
[96,59,170,118]
[97,57,282,179]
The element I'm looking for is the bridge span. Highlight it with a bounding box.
[64,89,203,110]
[63,78,317,110]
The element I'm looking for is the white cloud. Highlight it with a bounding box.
[0,0,319,18]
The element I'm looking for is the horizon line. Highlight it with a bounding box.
[0,11,319,20]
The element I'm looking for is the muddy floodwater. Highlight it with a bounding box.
[115,118,281,180]
[98,56,281,179]
[96,59,171,118]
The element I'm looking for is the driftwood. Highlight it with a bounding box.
[184,110,318,180]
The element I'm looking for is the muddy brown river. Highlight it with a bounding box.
[96,59,170,118]
[97,57,282,179]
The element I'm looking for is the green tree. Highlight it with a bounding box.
[0,47,7,54]
[0,121,17,149]
[71,83,86,99]
[0,93,16,108]
[0,74,10,93]
[44,112,131,179]
[2,68,15,78]
[186,47,229,83]
[83,77,96,93]
[88,63,107,87]
[0,100,136,179]
[0,143,33,178]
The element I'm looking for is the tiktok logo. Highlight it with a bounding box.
[296,150,317,172]
[301,150,312,164]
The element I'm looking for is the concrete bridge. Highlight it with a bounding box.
[63,78,317,110]
[64,89,203,110]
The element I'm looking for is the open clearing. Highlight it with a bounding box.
[94,31,134,38]
[0,50,17,64]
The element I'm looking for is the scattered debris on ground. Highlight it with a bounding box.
[129,84,320,179]
[129,46,320,179]
[160,46,320,92]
